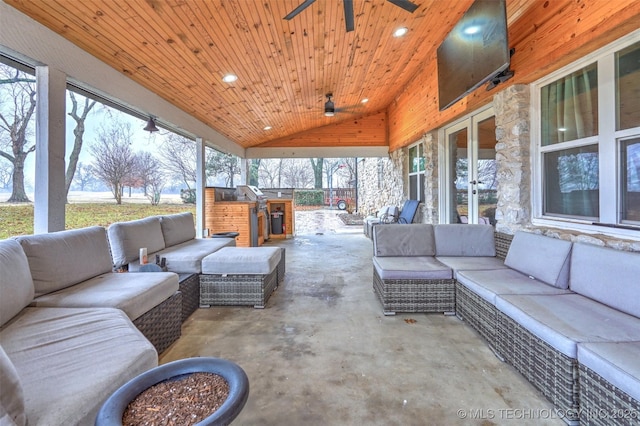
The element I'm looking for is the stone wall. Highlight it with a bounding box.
[357,151,405,217]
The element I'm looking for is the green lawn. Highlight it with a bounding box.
[0,203,196,240]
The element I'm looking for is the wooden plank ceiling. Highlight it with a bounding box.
[4,0,477,149]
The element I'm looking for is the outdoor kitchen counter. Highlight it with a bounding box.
[204,197,261,247]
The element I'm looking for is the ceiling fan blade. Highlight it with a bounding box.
[284,0,317,20]
[387,0,419,13]
[344,0,355,32]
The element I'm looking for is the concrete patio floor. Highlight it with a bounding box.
[160,210,563,425]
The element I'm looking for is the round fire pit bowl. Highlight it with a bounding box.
[95,357,249,426]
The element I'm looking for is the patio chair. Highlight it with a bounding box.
[367,200,420,239]
[395,199,420,224]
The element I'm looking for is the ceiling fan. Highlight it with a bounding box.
[284,0,419,33]
[323,93,365,117]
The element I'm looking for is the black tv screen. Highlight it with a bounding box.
[437,0,510,111]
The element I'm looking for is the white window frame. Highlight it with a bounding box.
[408,141,425,202]
[531,29,640,239]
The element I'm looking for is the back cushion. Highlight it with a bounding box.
[16,227,113,298]
[376,206,390,218]
[0,345,26,426]
[504,231,572,289]
[434,224,496,257]
[570,243,640,318]
[108,216,166,268]
[373,224,435,257]
[160,212,196,246]
[0,239,34,326]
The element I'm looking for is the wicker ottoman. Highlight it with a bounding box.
[199,247,282,308]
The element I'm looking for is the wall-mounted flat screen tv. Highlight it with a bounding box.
[437,0,510,111]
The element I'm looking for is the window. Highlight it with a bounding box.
[408,142,425,202]
[533,33,640,234]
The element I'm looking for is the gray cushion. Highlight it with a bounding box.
[108,216,166,268]
[435,256,507,277]
[434,224,496,256]
[16,227,113,298]
[504,231,572,288]
[0,307,157,426]
[31,272,179,321]
[373,256,452,280]
[496,294,640,358]
[373,224,435,257]
[0,345,26,426]
[578,342,640,402]
[457,268,572,305]
[202,247,281,275]
[160,212,196,247]
[570,243,640,318]
[0,240,34,327]
[129,237,235,273]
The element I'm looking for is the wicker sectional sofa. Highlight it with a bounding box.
[372,225,640,425]
[107,212,236,321]
[372,224,505,315]
[0,230,166,425]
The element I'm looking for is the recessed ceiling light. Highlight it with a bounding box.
[393,27,408,38]
[222,74,237,83]
[263,126,272,131]
[361,98,369,104]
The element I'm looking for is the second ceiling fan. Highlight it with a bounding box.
[284,0,419,33]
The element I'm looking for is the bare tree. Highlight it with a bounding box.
[160,134,197,189]
[135,151,165,205]
[71,162,96,191]
[334,157,356,187]
[160,134,218,189]
[89,121,136,204]
[0,158,12,190]
[310,158,323,189]
[65,91,97,201]
[258,158,280,188]
[281,158,314,188]
[0,64,36,202]
[208,150,240,187]
[249,158,261,186]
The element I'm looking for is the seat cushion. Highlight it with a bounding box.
[16,227,114,297]
[108,216,166,268]
[0,239,34,327]
[0,344,26,426]
[373,224,435,257]
[373,256,452,280]
[129,237,236,273]
[30,272,179,321]
[496,294,640,358]
[457,268,572,305]
[436,256,507,277]
[434,224,496,257]
[504,231,572,289]
[570,243,640,318]
[202,247,281,275]
[578,342,640,402]
[0,307,157,426]
[160,212,196,247]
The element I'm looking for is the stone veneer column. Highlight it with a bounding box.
[422,132,439,224]
[493,84,531,234]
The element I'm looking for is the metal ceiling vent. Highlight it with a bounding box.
[284,0,419,33]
